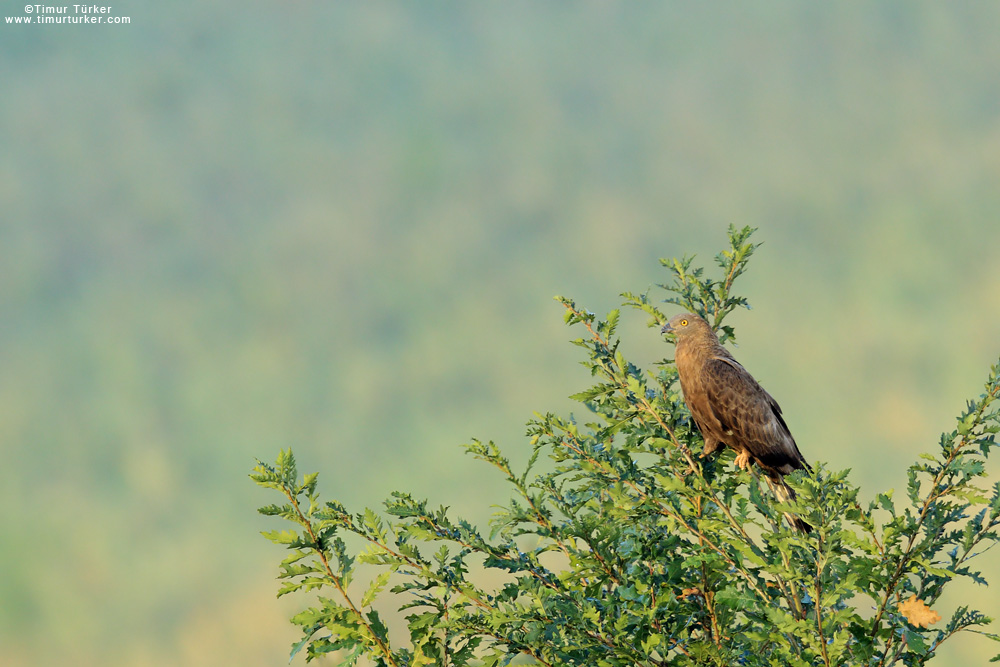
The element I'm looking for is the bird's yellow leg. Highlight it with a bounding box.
[734,450,752,471]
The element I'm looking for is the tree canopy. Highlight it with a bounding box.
[254,227,1000,666]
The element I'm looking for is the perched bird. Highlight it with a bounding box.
[661,313,811,532]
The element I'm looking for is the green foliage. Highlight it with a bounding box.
[253,227,1000,666]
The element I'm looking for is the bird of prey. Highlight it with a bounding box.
[661,312,811,532]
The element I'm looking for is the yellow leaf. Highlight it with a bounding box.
[899,595,941,628]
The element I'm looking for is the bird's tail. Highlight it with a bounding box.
[764,475,812,533]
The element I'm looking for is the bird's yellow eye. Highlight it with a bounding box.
[680,319,688,326]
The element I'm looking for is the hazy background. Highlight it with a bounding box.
[2,2,1000,664]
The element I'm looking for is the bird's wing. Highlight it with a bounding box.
[702,356,808,474]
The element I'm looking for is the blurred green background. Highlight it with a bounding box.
[2,2,1000,665]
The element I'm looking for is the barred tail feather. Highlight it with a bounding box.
[764,475,812,533]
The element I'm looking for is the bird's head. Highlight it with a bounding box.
[660,313,711,341]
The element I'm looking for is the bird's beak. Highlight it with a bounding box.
[661,322,673,334]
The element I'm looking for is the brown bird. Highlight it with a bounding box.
[661,313,811,532]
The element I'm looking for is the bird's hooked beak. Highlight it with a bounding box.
[661,322,674,335]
